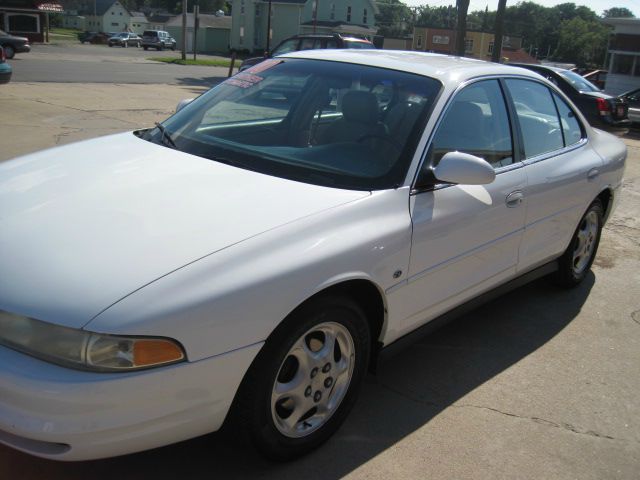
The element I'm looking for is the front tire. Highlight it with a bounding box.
[231,295,371,460]
[555,199,603,287]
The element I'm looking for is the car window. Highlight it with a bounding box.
[155,59,441,190]
[299,38,318,50]
[272,39,299,56]
[326,39,338,49]
[557,70,600,92]
[552,93,583,146]
[505,79,563,159]
[429,80,513,168]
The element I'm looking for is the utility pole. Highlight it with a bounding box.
[265,0,272,55]
[455,0,470,57]
[181,0,187,61]
[491,0,506,62]
[193,4,199,61]
[313,0,318,34]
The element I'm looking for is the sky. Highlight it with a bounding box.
[401,0,639,17]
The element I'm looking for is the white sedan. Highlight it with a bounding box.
[0,50,627,461]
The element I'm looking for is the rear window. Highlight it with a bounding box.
[345,40,375,49]
[143,31,158,37]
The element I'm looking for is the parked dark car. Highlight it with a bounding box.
[238,33,375,71]
[0,46,12,84]
[141,30,176,51]
[78,31,112,44]
[511,63,629,132]
[0,29,31,59]
[619,88,640,124]
[108,33,142,48]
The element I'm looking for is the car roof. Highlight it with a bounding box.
[280,50,541,85]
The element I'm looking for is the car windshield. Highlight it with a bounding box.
[144,59,441,190]
[118,33,128,37]
[557,70,600,92]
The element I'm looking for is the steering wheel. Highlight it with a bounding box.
[357,134,403,153]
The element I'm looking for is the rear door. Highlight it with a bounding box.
[503,78,603,271]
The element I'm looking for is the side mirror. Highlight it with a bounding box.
[433,151,495,185]
[176,98,195,113]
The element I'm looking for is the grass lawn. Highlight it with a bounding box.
[50,27,82,37]
[148,57,233,67]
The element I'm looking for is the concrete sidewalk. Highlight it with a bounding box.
[0,83,208,161]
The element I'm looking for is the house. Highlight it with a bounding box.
[229,0,378,53]
[129,12,150,35]
[0,0,64,43]
[602,17,640,94]
[80,0,132,33]
[412,26,534,63]
[165,13,231,53]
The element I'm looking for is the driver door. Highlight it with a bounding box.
[391,79,528,339]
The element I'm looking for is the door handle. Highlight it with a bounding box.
[505,191,524,208]
[587,168,600,180]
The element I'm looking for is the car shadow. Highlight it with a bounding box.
[2,273,595,479]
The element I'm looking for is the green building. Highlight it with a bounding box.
[230,0,378,53]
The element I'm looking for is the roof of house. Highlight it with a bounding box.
[147,13,175,24]
[80,0,130,16]
[501,47,539,64]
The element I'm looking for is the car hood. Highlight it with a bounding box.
[0,133,368,328]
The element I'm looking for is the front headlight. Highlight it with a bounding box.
[0,310,186,372]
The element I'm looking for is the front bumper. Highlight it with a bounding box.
[0,341,262,461]
[15,44,30,54]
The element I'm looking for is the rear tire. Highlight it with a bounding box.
[143,46,148,51]
[554,199,603,287]
[230,295,371,460]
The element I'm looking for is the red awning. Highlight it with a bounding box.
[36,3,64,13]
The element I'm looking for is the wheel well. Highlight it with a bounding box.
[597,188,612,222]
[311,280,386,372]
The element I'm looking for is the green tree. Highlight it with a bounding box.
[553,16,609,67]
[375,0,413,37]
[603,7,635,18]
[415,5,456,28]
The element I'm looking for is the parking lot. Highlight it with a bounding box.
[1,53,640,479]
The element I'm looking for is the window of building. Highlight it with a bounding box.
[239,25,244,45]
[112,22,119,26]
[255,4,260,17]
[347,6,351,22]
[612,54,634,75]
[416,35,423,48]
[10,13,39,32]
[363,8,367,23]
[488,42,494,54]
[240,0,245,15]
[464,39,473,53]
[330,3,335,20]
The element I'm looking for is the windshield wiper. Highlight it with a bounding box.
[155,122,177,149]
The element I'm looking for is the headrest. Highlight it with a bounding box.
[447,101,484,126]
[341,90,380,125]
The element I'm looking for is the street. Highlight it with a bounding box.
[1,44,639,479]
[8,43,231,85]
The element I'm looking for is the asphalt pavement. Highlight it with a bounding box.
[8,42,232,85]
[1,46,640,479]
